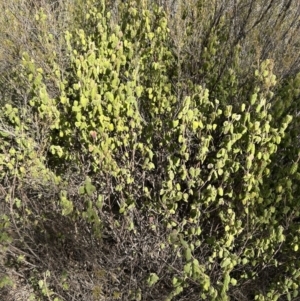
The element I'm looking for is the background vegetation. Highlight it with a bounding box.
[1,0,300,300]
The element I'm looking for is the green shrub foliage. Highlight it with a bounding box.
[1,0,300,300]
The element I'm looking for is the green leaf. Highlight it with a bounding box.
[230,278,237,286]
[147,273,159,287]
[173,120,179,128]
[79,186,85,195]
[250,93,258,105]
[169,170,174,180]
[0,131,9,137]
[80,96,88,107]
[221,258,231,268]
[184,248,192,261]
[85,180,96,196]
[172,276,179,286]
[202,276,210,291]
[184,263,192,275]
[105,92,114,102]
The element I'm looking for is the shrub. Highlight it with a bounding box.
[1,1,300,300]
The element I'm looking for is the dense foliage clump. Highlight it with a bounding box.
[1,0,300,300]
